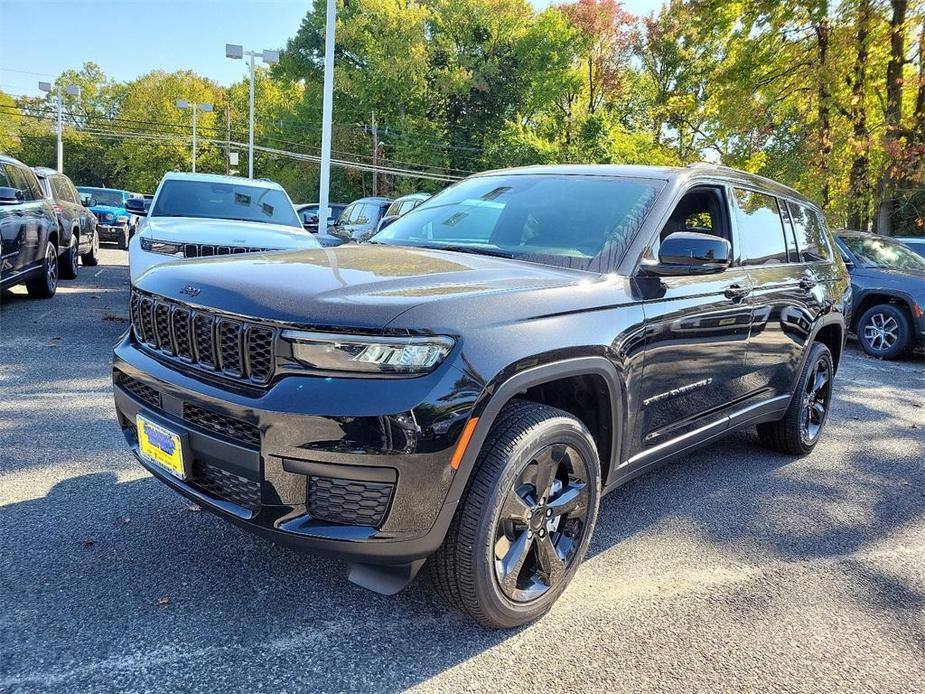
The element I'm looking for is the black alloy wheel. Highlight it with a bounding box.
[60,234,79,280]
[25,240,58,299]
[494,443,591,602]
[799,354,832,446]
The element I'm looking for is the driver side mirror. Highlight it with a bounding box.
[125,198,147,216]
[643,232,731,276]
[0,187,24,205]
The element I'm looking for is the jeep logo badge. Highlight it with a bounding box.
[179,285,201,297]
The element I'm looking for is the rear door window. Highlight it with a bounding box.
[733,188,789,265]
[52,176,72,202]
[5,165,34,200]
[787,201,830,262]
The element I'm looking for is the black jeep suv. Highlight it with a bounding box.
[112,165,849,628]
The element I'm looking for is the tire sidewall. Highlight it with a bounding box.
[858,304,911,359]
[796,342,833,453]
[473,418,601,626]
[64,234,79,277]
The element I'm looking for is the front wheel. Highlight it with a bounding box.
[25,240,58,299]
[59,234,79,280]
[430,400,601,628]
[82,229,100,266]
[857,304,913,359]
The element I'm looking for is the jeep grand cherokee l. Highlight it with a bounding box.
[112,164,849,628]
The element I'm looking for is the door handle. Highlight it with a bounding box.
[799,277,817,291]
[724,284,750,300]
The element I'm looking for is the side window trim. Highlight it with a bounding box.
[778,198,801,264]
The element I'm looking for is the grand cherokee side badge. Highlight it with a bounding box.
[179,285,201,297]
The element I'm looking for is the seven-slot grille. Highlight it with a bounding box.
[130,289,276,385]
[182,244,269,258]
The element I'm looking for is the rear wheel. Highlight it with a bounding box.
[430,400,601,628]
[25,240,58,299]
[856,304,913,359]
[758,341,833,455]
[81,229,100,266]
[59,233,79,280]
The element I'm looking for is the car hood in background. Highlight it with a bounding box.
[140,216,317,249]
[90,205,128,216]
[133,244,603,330]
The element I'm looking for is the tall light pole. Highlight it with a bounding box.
[39,81,80,173]
[176,100,213,173]
[318,0,336,226]
[225,43,279,178]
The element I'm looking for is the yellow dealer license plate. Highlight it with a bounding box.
[136,415,185,479]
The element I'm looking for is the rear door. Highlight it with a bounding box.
[733,188,809,401]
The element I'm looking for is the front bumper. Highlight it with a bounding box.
[97,223,129,242]
[112,333,480,564]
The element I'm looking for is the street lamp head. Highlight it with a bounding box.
[199,103,214,113]
[176,99,189,109]
[226,43,244,60]
[38,81,52,93]
[261,50,280,65]
[65,85,81,97]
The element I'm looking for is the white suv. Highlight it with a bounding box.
[128,172,321,282]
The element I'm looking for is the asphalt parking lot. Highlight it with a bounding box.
[1,247,924,693]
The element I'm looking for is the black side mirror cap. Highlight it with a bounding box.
[125,198,147,216]
[643,231,731,276]
[0,187,24,205]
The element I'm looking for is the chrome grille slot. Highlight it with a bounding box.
[201,245,215,256]
[130,290,277,386]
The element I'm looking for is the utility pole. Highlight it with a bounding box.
[225,43,280,179]
[176,100,213,173]
[371,111,378,197]
[38,82,80,173]
[225,105,232,175]
[317,0,336,225]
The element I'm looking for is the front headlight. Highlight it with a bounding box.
[116,215,129,224]
[282,330,454,375]
[104,213,114,222]
[140,238,183,256]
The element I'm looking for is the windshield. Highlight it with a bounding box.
[840,236,925,271]
[371,174,663,271]
[151,179,301,228]
[79,188,125,207]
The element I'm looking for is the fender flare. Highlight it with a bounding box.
[852,288,918,330]
[445,356,625,508]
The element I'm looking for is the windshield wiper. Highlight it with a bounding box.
[415,244,515,259]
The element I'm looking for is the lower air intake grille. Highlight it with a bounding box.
[308,476,394,527]
[116,373,161,409]
[192,461,261,511]
[182,403,260,449]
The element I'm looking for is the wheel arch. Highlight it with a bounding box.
[852,291,915,332]
[448,356,625,505]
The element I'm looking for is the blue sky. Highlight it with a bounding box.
[0,0,664,99]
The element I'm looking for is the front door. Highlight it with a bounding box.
[631,185,754,455]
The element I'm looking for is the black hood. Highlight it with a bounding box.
[133,244,595,330]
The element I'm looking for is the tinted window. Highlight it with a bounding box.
[150,179,301,228]
[337,203,356,224]
[52,176,73,203]
[352,203,371,225]
[787,202,830,262]
[734,188,788,265]
[385,200,402,217]
[838,235,925,271]
[78,188,126,207]
[375,174,664,272]
[5,165,34,200]
[0,165,10,188]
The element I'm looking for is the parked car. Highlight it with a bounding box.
[834,230,925,359]
[76,186,138,249]
[112,163,848,628]
[376,192,431,233]
[0,155,63,298]
[127,172,321,282]
[328,196,392,243]
[142,194,154,213]
[34,167,100,272]
[295,202,348,247]
[897,236,925,258]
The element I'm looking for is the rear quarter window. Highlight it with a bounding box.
[787,201,830,262]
